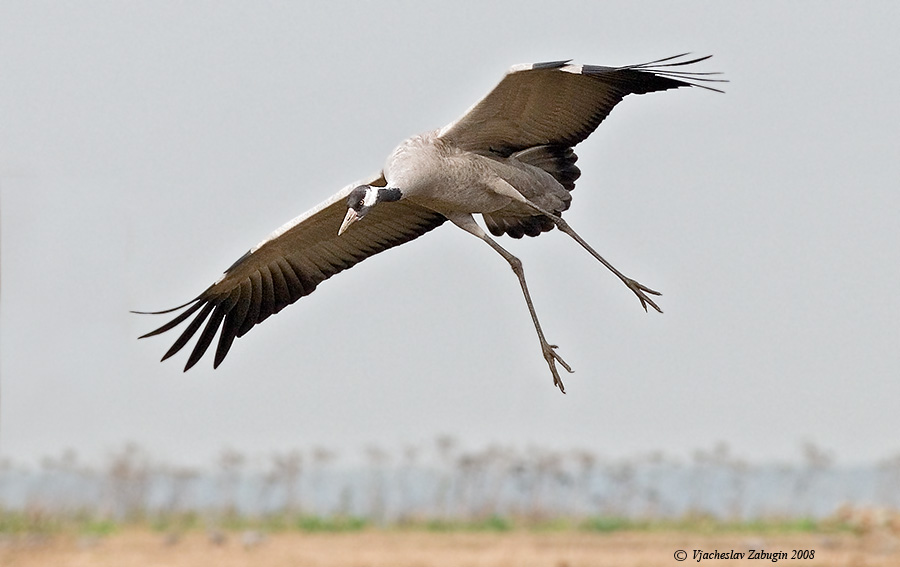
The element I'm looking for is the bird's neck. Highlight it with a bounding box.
[362,186,402,208]
[374,187,402,203]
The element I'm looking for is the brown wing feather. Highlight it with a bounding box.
[439,54,723,155]
[138,177,446,370]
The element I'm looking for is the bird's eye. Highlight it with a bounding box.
[357,200,365,208]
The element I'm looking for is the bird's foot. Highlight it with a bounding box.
[542,342,573,394]
[624,277,663,313]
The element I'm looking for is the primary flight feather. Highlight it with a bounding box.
[137,54,725,393]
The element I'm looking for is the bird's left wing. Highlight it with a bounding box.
[137,173,447,370]
[438,54,724,156]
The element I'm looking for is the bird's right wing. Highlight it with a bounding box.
[438,54,724,156]
[137,173,447,371]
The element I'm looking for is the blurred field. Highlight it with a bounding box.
[3,530,900,567]
[4,441,899,566]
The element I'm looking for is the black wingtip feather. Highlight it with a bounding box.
[214,313,239,369]
[184,302,229,371]
[131,294,204,316]
[138,300,205,339]
[237,270,264,337]
[601,53,727,94]
[161,302,215,362]
[214,280,252,367]
[198,287,241,369]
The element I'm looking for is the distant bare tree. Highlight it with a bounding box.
[603,459,638,518]
[396,444,420,521]
[724,454,750,521]
[796,441,834,516]
[506,450,529,517]
[454,450,481,518]
[39,448,89,510]
[687,446,717,517]
[433,435,458,519]
[529,448,564,519]
[105,443,151,521]
[449,444,516,520]
[637,451,668,519]
[693,442,750,520]
[570,449,598,517]
[162,466,199,516]
[365,445,390,523]
[269,450,303,515]
[310,446,337,516]
[217,448,246,518]
[479,445,513,518]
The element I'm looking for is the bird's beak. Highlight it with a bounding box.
[338,208,360,236]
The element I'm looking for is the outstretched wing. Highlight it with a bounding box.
[438,54,724,156]
[137,173,447,371]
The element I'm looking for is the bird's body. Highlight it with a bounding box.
[385,131,569,218]
[138,55,724,392]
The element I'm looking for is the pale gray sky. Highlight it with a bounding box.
[2,2,898,467]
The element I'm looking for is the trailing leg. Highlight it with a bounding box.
[496,183,663,313]
[448,214,572,393]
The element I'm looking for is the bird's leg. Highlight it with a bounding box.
[448,214,572,393]
[525,201,662,313]
[552,216,662,313]
[488,178,662,313]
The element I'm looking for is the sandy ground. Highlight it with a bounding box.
[2,530,899,567]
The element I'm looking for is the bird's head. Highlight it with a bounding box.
[339,184,402,235]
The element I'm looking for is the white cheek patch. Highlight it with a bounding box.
[362,186,380,207]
